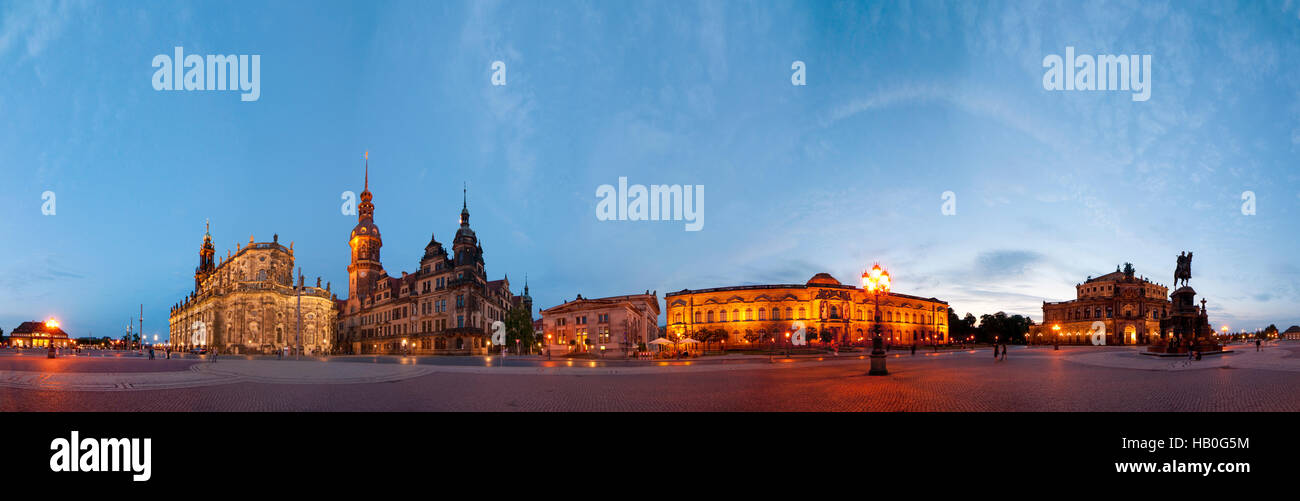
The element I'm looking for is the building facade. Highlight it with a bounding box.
[665,273,949,347]
[169,225,337,354]
[9,320,71,348]
[1031,263,1172,345]
[335,160,529,355]
[539,292,660,356]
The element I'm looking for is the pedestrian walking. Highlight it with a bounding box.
[1000,343,1008,361]
[911,344,917,356]
[993,344,999,362]
[1256,339,1261,352]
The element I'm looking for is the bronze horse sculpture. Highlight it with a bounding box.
[1174,251,1193,287]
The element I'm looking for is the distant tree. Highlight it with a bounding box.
[504,302,535,353]
[949,311,977,341]
[976,312,1034,344]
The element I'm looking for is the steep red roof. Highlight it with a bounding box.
[11,321,69,337]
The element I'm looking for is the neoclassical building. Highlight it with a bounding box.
[335,159,529,355]
[1031,263,1172,345]
[539,292,660,356]
[665,273,949,346]
[169,225,337,354]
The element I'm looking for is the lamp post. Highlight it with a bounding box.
[1052,324,1061,350]
[863,263,891,376]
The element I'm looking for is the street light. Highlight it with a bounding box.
[862,263,891,376]
[1052,324,1061,350]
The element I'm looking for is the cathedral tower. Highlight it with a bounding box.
[195,220,216,290]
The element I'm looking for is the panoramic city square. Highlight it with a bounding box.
[5,341,1300,412]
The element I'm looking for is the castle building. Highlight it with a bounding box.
[539,292,660,356]
[169,224,337,354]
[335,157,529,355]
[1031,263,1171,345]
[665,273,949,346]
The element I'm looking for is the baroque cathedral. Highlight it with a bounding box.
[335,156,530,355]
[169,223,337,354]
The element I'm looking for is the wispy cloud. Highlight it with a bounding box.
[0,0,81,64]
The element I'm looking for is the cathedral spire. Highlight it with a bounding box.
[364,151,369,192]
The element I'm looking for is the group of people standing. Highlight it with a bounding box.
[993,343,1008,361]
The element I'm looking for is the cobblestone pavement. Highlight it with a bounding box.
[3,343,1299,411]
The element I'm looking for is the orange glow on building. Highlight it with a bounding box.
[666,273,948,347]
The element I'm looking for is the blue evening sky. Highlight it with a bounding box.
[2,0,1297,341]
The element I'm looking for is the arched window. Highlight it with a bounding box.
[745,308,752,321]
[798,307,806,320]
[719,310,726,322]
[786,307,793,320]
[694,311,701,323]
[771,308,780,321]
[675,313,683,324]
[830,306,839,319]
[758,309,766,321]
[707,310,715,323]
[732,309,740,321]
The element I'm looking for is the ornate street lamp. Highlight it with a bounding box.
[1052,324,1061,350]
[862,263,891,376]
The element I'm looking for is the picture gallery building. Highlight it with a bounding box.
[665,273,949,347]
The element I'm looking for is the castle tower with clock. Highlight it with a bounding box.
[347,153,384,301]
[336,155,529,355]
